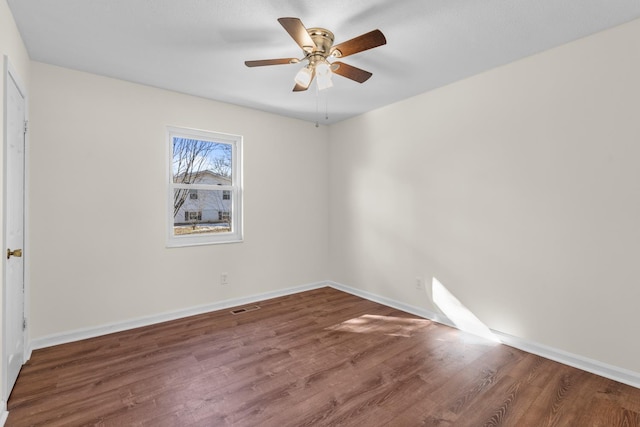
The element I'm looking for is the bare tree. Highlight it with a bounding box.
[172,138,232,217]
[209,152,232,178]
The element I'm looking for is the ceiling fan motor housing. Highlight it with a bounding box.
[306,28,336,64]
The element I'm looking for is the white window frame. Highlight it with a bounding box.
[167,126,243,247]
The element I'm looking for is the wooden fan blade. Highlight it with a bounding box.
[245,58,297,67]
[278,17,316,52]
[331,29,386,58]
[332,62,372,83]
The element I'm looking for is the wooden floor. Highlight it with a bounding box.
[7,287,640,426]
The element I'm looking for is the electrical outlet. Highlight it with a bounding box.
[220,272,229,285]
[415,276,423,290]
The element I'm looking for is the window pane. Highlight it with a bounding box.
[172,137,232,184]
[173,189,232,236]
[167,126,242,247]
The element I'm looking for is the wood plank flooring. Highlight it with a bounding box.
[7,287,640,426]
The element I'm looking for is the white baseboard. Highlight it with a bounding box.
[493,330,640,389]
[327,281,456,328]
[30,281,327,351]
[326,281,640,390]
[0,401,7,426]
[28,279,640,390]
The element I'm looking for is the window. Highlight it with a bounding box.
[167,126,243,247]
[185,211,202,221]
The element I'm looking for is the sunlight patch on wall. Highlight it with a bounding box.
[326,314,431,337]
[432,277,500,343]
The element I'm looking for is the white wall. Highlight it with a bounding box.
[28,62,329,338]
[0,0,29,85]
[329,18,640,373]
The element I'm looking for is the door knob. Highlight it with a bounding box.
[7,248,22,259]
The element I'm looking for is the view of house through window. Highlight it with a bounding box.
[168,126,243,246]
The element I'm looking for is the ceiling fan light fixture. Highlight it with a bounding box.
[315,61,331,76]
[315,60,333,90]
[294,66,313,88]
[316,72,333,90]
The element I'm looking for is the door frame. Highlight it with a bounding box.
[2,55,30,405]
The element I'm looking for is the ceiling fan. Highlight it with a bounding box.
[245,17,386,92]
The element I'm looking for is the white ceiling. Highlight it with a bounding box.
[8,0,640,125]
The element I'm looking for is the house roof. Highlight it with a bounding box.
[175,170,231,185]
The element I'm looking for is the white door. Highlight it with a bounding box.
[4,63,26,398]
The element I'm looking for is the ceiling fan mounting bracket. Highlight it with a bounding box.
[305,28,335,59]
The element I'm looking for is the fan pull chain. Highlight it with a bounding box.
[325,91,329,121]
[313,87,329,128]
[315,84,320,127]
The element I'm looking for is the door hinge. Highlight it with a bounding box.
[23,120,28,135]
[22,318,27,330]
